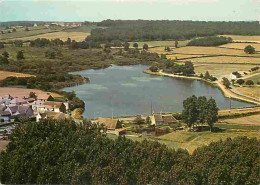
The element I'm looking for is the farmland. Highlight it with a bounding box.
[0,71,34,81]
[129,40,190,48]
[220,35,260,43]
[0,26,60,41]
[219,43,260,51]
[194,64,254,79]
[173,46,259,56]
[180,56,260,64]
[5,31,89,42]
[233,87,260,99]
[0,87,43,97]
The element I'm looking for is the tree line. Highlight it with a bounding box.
[88,20,260,42]
[187,36,232,46]
[0,119,259,184]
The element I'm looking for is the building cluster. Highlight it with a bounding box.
[95,114,178,136]
[0,93,69,123]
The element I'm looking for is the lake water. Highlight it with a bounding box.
[63,65,253,118]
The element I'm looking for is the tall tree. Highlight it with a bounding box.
[143,43,148,50]
[222,77,231,88]
[182,95,199,129]
[123,42,130,51]
[205,98,218,132]
[16,50,25,60]
[175,40,179,48]
[197,96,207,124]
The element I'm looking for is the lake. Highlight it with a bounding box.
[63,65,253,118]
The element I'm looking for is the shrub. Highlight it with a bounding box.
[222,77,231,88]
[244,45,255,54]
[245,80,254,86]
[236,79,245,85]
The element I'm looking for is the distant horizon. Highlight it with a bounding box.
[1,0,259,22]
[0,19,259,23]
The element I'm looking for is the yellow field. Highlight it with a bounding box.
[220,35,260,43]
[5,31,90,42]
[181,56,260,64]
[167,54,205,60]
[219,43,260,51]
[173,46,259,56]
[0,87,43,97]
[224,114,260,125]
[0,71,34,81]
[194,64,252,79]
[129,40,190,48]
[233,86,260,99]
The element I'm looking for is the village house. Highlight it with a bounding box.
[36,111,67,122]
[151,114,177,126]
[38,101,67,113]
[97,117,124,134]
[37,93,54,104]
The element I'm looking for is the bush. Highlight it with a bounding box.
[244,45,255,54]
[236,79,245,85]
[222,77,231,88]
[245,80,254,86]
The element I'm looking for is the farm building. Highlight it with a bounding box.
[152,114,177,126]
[97,117,122,130]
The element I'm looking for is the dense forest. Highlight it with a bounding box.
[89,20,260,42]
[1,119,259,184]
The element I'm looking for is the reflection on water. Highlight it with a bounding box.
[63,65,253,118]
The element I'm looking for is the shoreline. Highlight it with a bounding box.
[143,69,260,105]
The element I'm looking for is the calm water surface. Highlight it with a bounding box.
[63,65,253,118]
